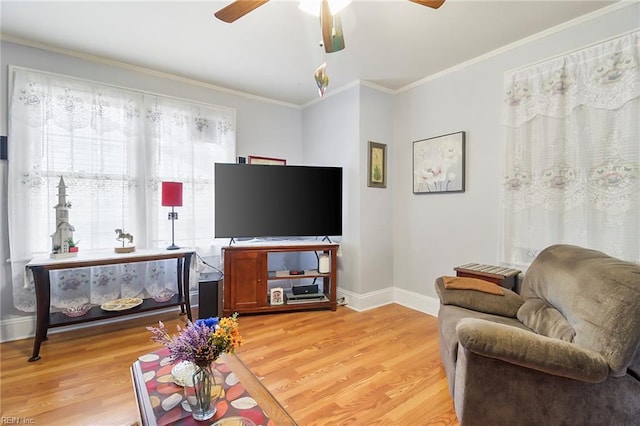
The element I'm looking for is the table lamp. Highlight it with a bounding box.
[161,181,182,250]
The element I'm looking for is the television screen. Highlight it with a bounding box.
[214,163,343,239]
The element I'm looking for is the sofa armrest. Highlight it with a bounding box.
[456,318,609,383]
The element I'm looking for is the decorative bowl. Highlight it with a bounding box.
[152,289,174,302]
[211,417,256,426]
[171,360,196,386]
[62,304,91,318]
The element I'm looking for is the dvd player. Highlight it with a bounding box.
[292,284,319,295]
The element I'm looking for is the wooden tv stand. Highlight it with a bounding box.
[222,242,338,316]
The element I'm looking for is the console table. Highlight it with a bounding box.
[26,248,195,362]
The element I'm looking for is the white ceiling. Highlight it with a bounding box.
[0,0,618,106]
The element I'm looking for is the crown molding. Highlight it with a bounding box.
[0,33,301,110]
[397,1,637,93]
[2,1,634,108]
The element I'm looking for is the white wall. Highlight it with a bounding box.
[392,3,640,302]
[300,83,396,310]
[358,86,394,296]
[0,40,302,336]
[301,85,361,295]
[1,3,637,339]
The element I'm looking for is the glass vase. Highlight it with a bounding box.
[184,364,217,421]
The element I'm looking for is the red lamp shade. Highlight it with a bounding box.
[161,182,183,207]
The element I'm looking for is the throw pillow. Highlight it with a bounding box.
[435,277,524,318]
[443,276,504,295]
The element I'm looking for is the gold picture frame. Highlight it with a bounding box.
[248,155,286,166]
[367,141,387,188]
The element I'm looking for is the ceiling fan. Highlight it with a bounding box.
[214,0,446,54]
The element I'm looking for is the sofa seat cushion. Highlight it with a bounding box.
[438,304,532,374]
[435,276,524,318]
[438,304,532,396]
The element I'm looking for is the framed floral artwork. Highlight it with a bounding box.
[367,141,387,188]
[413,131,465,194]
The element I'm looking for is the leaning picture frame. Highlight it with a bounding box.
[248,155,286,166]
[270,287,284,305]
[367,141,387,188]
[413,131,465,194]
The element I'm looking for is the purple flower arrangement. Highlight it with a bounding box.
[147,313,242,367]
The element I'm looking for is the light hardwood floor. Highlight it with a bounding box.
[0,303,458,425]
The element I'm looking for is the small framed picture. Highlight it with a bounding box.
[270,287,284,305]
[367,141,387,188]
[248,155,286,166]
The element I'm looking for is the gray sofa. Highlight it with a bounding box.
[436,244,640,426]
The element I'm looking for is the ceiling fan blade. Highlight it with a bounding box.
[214,0,269,23]
[320,0,345,54]
[330,14,345,53]
[409,0,446,9]
[321,0,333,51]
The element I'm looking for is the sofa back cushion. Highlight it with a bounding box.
[521,244,640,376]
[517,298,576,342]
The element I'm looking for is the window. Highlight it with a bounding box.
[8,67,236,312]
[500,31,639,267]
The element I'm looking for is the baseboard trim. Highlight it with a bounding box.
[0,315,36,343]
[0,307,188,343]
[1,289,438,342]
[0,290,201,343]
[393,287,440,317]
[337,287,394,312]
[337,287,438,317]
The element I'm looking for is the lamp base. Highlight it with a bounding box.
[166,244,180,250]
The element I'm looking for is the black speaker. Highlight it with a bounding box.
[0,136,7,160]
[198,277,222,319]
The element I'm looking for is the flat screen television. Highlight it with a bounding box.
[214,163,343,239]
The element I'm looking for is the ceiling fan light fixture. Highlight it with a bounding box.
[299,0,351,16]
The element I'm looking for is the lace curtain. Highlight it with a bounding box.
[8,68,236,312]
[500,31,640,268]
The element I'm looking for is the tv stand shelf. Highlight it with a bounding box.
[268,270,328,279]
[222,242,338,316]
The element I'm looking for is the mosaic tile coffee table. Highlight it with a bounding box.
[131,347,296,426]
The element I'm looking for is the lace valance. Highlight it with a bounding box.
[503,31,640,127]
